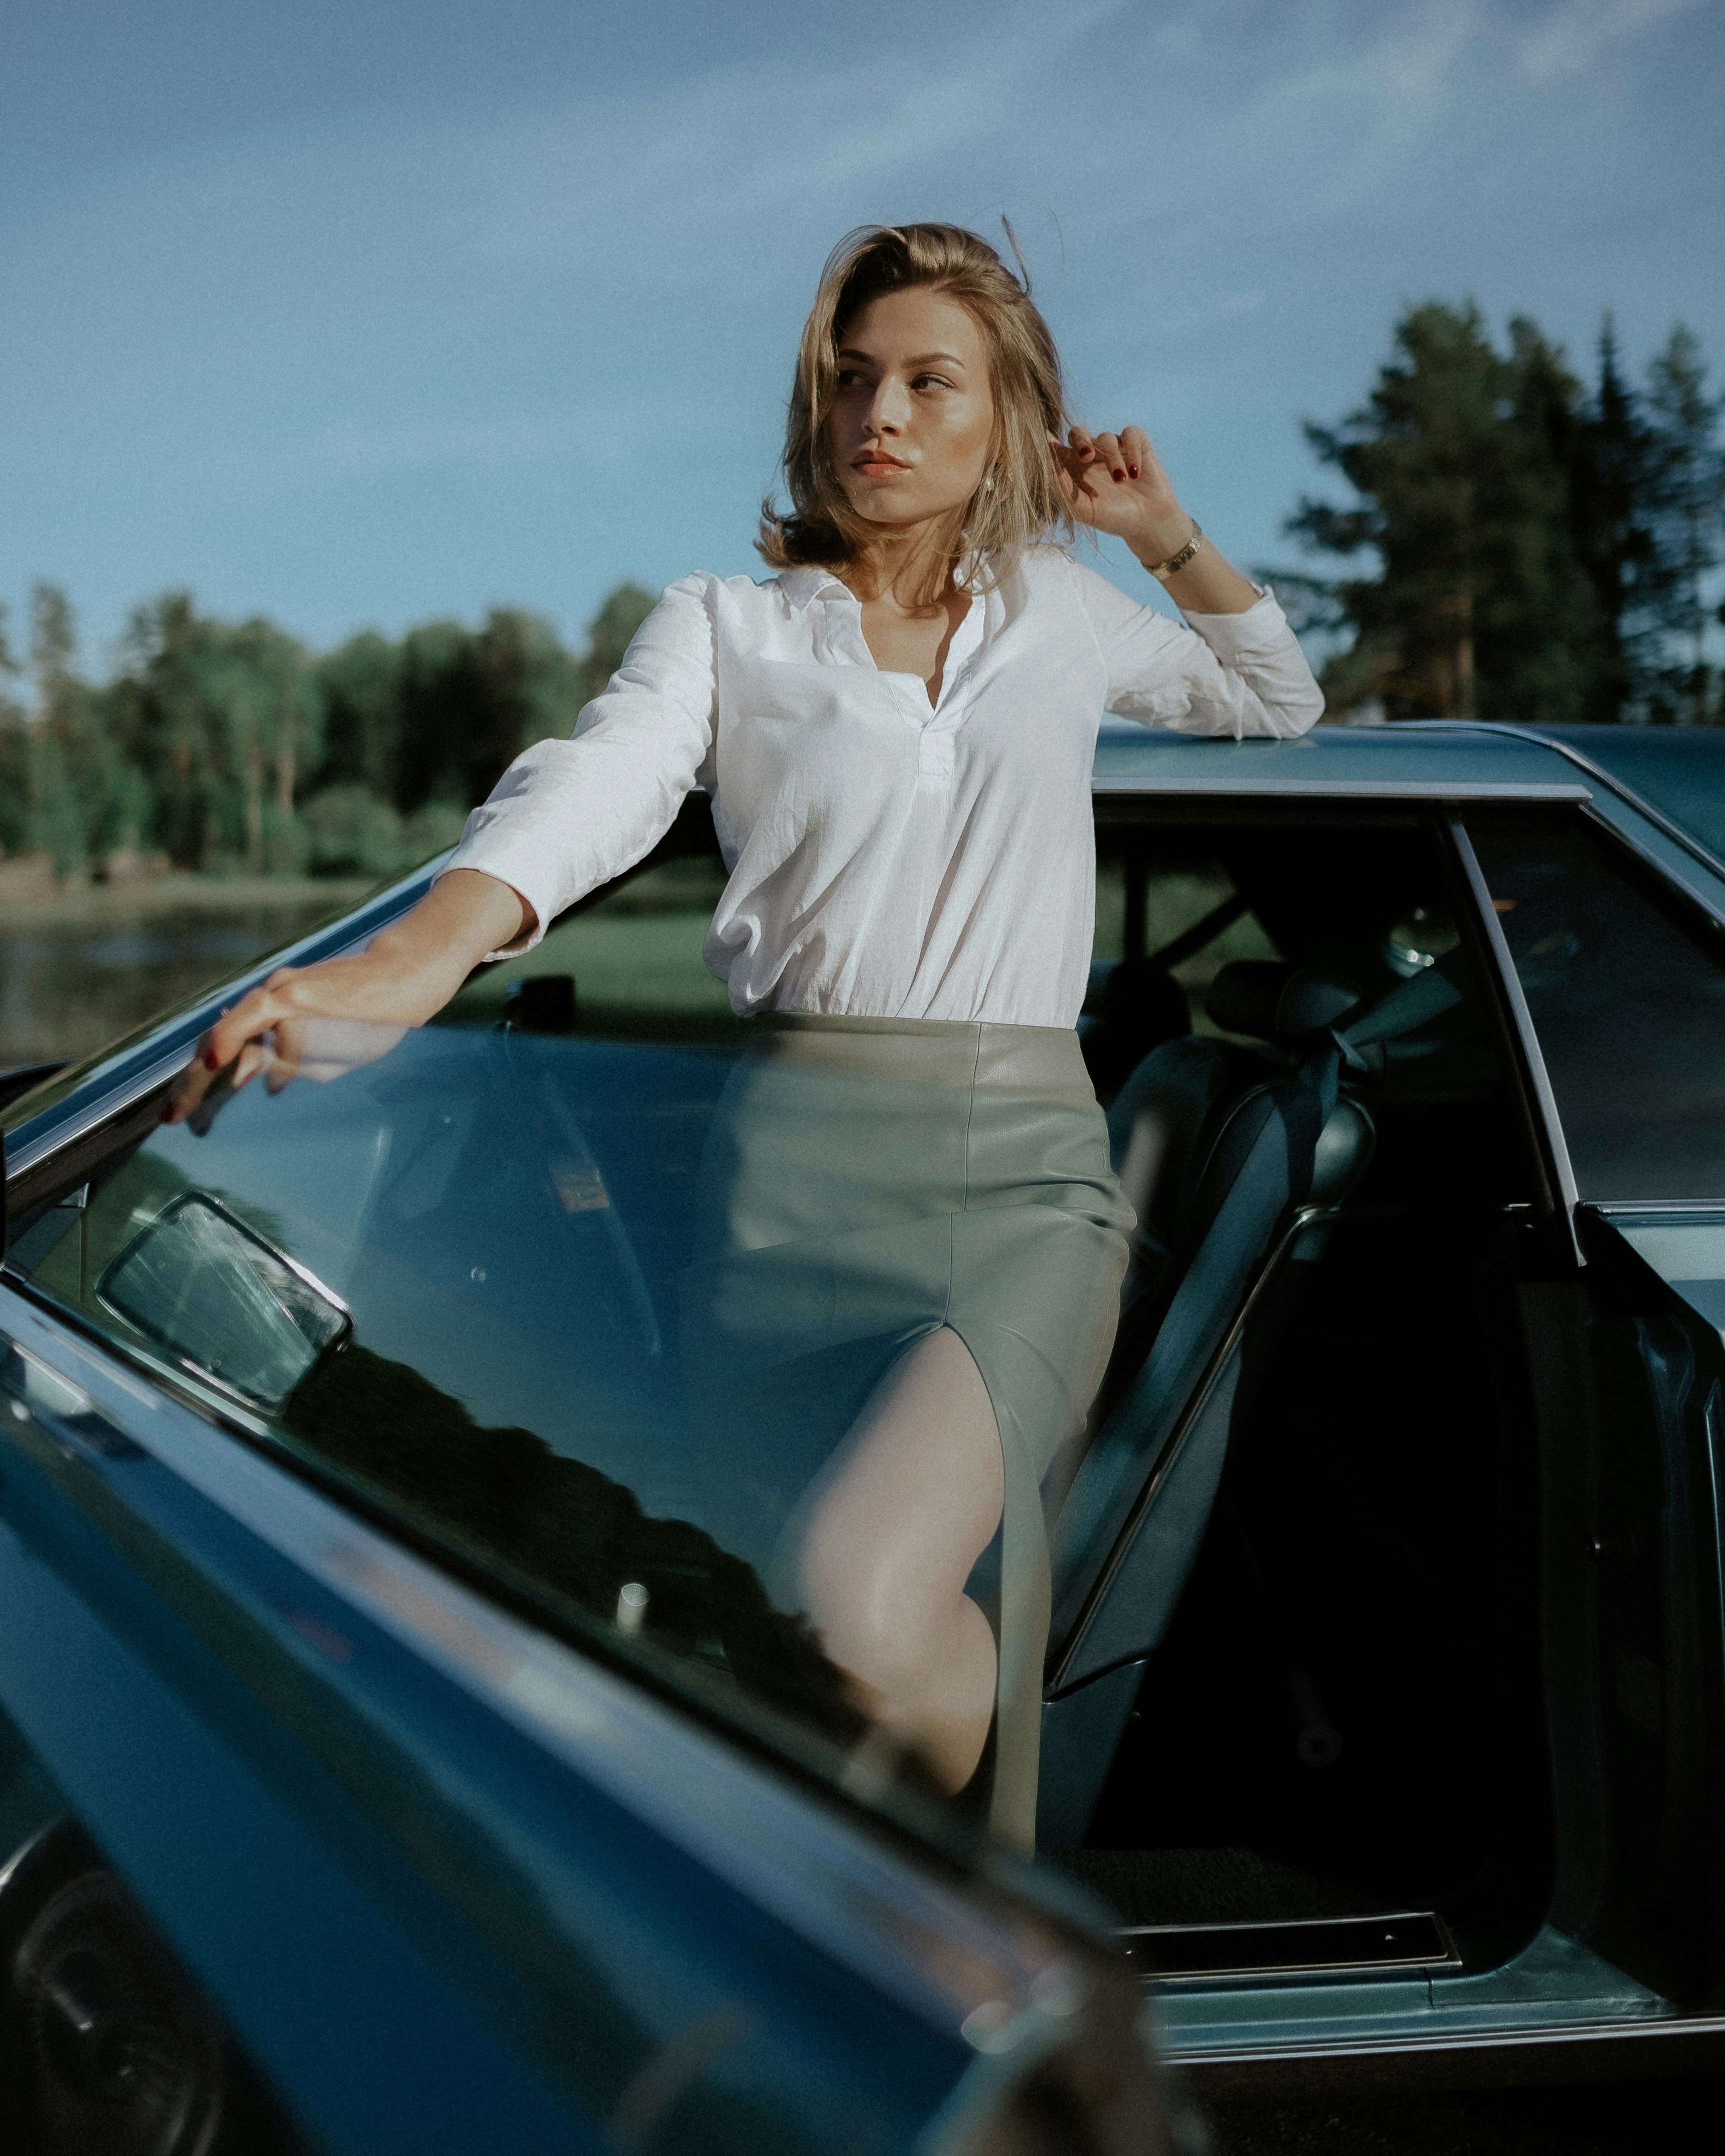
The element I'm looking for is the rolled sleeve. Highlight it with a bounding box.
[437,574,719,958]
[1075,564,1324,740]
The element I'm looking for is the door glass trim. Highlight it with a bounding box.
[1445,815,1583,1267]
[1578,801,1725,937]
[1586,1201,1725,1219]
[4,1048,189,1191]
[1402,720,1725,891]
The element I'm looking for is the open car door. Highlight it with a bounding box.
[1461,806,1725,2005]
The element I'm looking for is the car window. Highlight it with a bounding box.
[1466,812,1725,1199]
[1088,846,1281,1037]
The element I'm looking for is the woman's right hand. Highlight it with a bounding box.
[162,869,535,1126]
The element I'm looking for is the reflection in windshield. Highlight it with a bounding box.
[286,1340,867,1744]
[10,1019,936,1804]
[99,1192,349,1409]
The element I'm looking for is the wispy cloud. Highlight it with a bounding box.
[1518,0,1701,81]
[457,0,1130,277]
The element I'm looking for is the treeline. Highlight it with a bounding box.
[1284,307,1723,724]
[0,583,656,881]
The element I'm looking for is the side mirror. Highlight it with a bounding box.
[98,1194,349,1410]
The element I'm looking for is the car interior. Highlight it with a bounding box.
[1048,804,1550,1987]
[1,794,1559,1994]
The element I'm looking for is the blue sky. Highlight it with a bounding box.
[3,0,1721,671]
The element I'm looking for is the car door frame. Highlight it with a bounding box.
[1069,756,1725,2086]
[1446,795,1725,2015]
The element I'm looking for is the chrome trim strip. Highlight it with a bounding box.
[4,1049,187,1185]
[1578,800,1725,933]
[3,868,440,1185]
[1400,720,1725,887]
[1089,774,1590,802]
[1174,2007,1708,2070]
[1446,819,1583,1267]
[0,1284,1079,2056]
[1586,1201,1725,1219]
[1122,1909,1461,1985]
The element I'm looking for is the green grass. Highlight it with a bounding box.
[439,856,1280,1047]
[439,860,750,1044]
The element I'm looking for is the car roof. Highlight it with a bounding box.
[1091,717,1583,798]
[1093,719,1725,877]
[1530,724,1725,867]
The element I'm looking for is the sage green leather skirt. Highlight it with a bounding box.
[683,1013,1132,1846]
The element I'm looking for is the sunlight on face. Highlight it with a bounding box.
[824,289,996,532]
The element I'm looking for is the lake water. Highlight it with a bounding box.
[0,895,362,1071]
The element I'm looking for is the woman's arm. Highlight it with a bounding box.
[1057,424,1261,609]
[1057,424,1322,738]
[162,869,532,1122]
[432,574,719,957]
[164,577,719,1122]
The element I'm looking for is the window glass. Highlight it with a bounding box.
[1085,847,1280,1061]
[7,993,910,1813]
[1467,813,1725,1199]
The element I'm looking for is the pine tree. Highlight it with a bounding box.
[1287,302,1606,723]
[317,632,404,800]
[123,594,321,870]
[0,606,28,858]
[1503,318,1607,727]
[29,585,94,876]
[1567,317,1658,721]
[1642,325,1723,724]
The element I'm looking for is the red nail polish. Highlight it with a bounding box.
[1129,466,1140,478]
[1113,468,1126,481]
[205,1046,223,1071]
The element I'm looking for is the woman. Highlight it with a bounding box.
[172,224,1322,1844]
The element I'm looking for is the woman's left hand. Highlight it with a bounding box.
[1053,426,1193,568]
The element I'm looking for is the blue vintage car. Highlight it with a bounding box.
[5,716,1725,2148]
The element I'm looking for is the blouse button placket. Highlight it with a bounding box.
[918,730,956,782]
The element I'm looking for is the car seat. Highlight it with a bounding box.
[1037,955,1464,1844]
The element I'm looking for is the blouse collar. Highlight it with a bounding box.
[776,567,852,609]
[776,561,988,611]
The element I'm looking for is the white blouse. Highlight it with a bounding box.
[441,548,1323,1029]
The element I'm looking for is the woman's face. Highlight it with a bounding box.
[824,288,996,533]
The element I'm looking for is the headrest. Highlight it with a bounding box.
[1206,962,1363,1044]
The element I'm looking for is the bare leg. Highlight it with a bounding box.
[794,1327,1005,1791]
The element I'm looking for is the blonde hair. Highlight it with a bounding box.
[757,223,1073,598]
